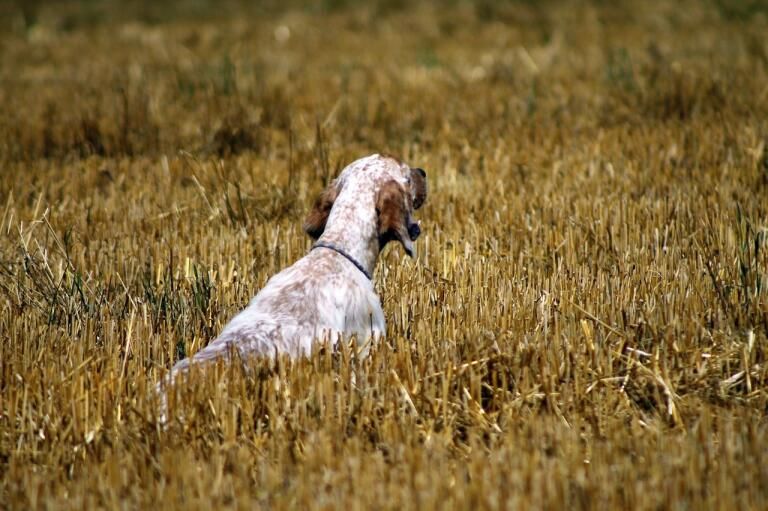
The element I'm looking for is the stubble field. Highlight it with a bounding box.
[1,0,767,509]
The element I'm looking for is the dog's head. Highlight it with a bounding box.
[303,154,427,257]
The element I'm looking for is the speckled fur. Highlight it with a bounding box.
[165,153,427,383]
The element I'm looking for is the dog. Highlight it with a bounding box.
[160,154,427,403]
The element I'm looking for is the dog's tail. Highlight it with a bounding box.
[154,343,240,426]
[154,355,203,426]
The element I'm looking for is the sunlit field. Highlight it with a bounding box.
[1,0,767,508]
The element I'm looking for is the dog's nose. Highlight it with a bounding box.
[408,223,421,241]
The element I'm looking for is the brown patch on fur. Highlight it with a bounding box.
[303,182,338,239]
[376,180,410,251]
[410,168,427,210]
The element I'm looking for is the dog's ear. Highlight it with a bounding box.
[410,167,427,210]
[377,180,415,256]
[303,181,339,239]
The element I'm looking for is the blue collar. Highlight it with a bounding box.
[312,241,372,280]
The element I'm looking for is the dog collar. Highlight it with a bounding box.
[312,241,373,281]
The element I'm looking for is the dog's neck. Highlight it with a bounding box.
[318,192,380,277]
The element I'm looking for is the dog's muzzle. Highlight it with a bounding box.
[408,222,421,241]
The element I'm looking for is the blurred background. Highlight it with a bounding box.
[2,0,767,163]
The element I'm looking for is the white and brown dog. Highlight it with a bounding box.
[166,153,427,383]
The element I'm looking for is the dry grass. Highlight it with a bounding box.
[2,0,768,509]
